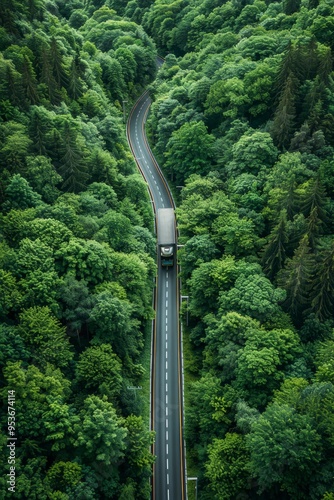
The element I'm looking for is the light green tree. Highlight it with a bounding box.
[75,395,127,466]
[205,433,250,499]
[18,306,73,368]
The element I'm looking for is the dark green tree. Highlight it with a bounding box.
[277,235,314,320]
[21,56,39,105]
[283,0,301,15]
[247,403,322,497]
[28,107,51,155]
[306,206,323,249]
[262,210,288,280]
[68,56,83,100]
[40,47,59,104]
[302,176,328,221]
[50,36,68,88]
[58,121,89,192]
[59,275,95,337]
[310,239,334,320]
[271,73,297,149]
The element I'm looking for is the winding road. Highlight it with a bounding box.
[126,62,185,500]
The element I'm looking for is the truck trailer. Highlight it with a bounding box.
[157,208,176,267]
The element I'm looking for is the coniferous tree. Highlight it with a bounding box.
[306,206,323,250]
[68,56,83,100]
[275,42,302,95]
[28,107,50,155]
[40,48,59,104]
[281,182,300,220]
[58,121,89,192]
[278,235,314,321]
[5,64,21,106]
[0,1,18,35]
[262,210,288,280]
[21,56,39,105]
[302,176,328,222]
[318,47,333,84]
[47,127,63,166]
[50,37,68,88]
[303,37,319,80]
[27,0,45,21]
[283,0,301,15]
[271,73,297,149]
[302,77,326,133]
[310,240,334,320]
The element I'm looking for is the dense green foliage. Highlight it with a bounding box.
[2,0,334,497]
[137,0,334,497]
[0,1,157,498]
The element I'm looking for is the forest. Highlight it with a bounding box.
[1,0,334,499]
[0,0,158,498]
[138,0,334,497]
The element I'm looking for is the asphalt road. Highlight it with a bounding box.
[127,70,185,500]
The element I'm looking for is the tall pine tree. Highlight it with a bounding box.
[21,56,39,105]
[310,240,334,320]
[262,210,288,280]
[277,235,314,322]
[271,73,297,149]
[58,121,89,193]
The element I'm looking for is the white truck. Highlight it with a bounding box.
[157,208,176,267]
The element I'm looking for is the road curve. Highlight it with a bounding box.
[126,64,185,500]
